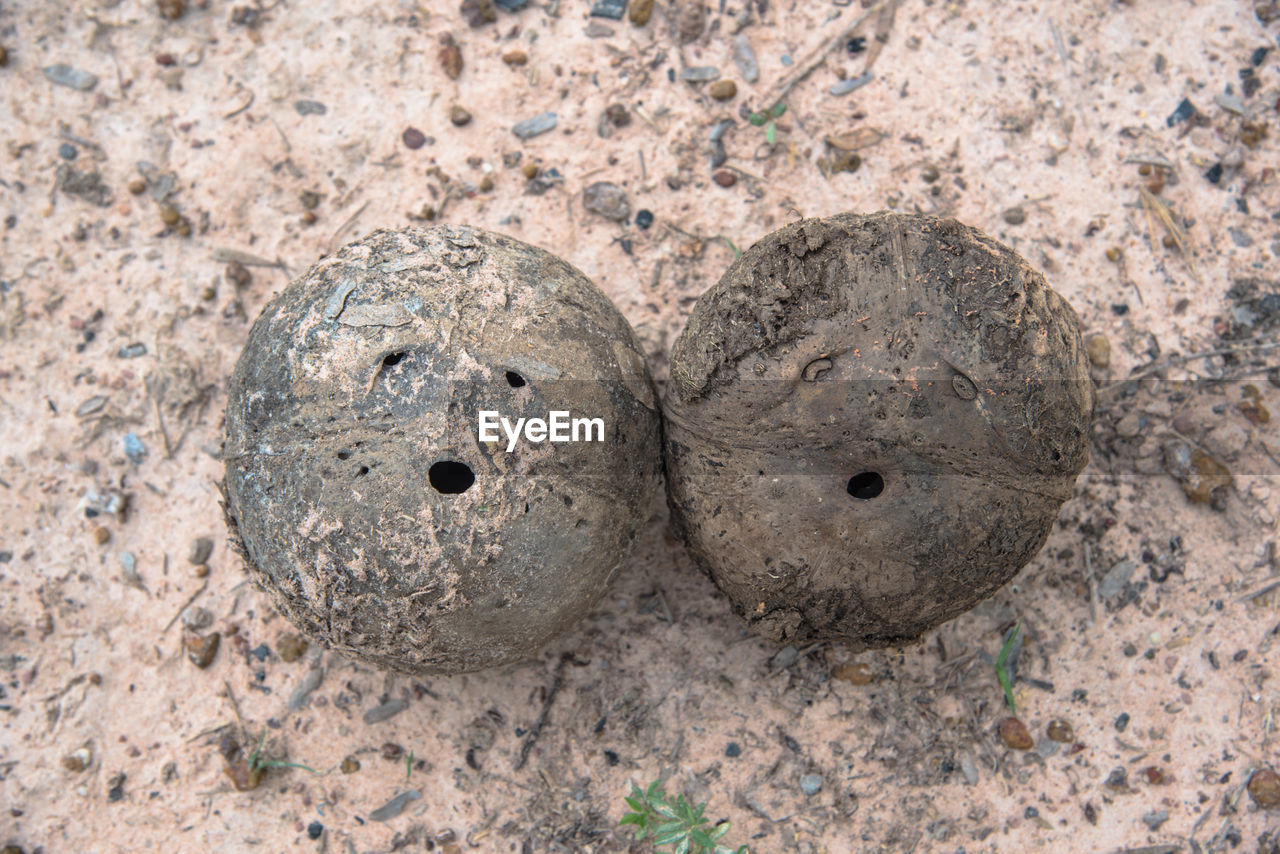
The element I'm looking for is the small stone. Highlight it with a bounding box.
[188,537,213,566]
[1142,810,1169,831]
[185,631,220,669]
[831,152,861,174]
[829,71,873,96]
[127,179,147,196]
[479,175,494,192]
[402,127,428,149]
[832,662,874,685]
[44,64,99,91]
[194,564,209,578]
[960,756,979,785]
[369,790,421,822]
[123,433,146,464]
[502,49,528,66]
[294,100,328,116]
[1098,560,1134,599]
[58,143,78,160]
[157,0,185,19]
[522,162,540,179]
[380,742,403,760]
[1085,334,1110,368]
[460,0,496,27]
[1142,765,1167,785]
[709,80,737,101]
[1046,719,1074,742]
[62,747,92,772]
[438,34,463,79]
[1003,206,1026,225]
[590,0,627,19]
[158,203,181,226]
[92,526,111,545]
[585,21,614,37]
[681,66,720,82]
[732,35,759,83]
[341,755,361,774]
[713,170,736,188]
[301,211,317,226]
[0,46,8,68]
[307,821,323,840]
[629,0,654,25]
[799,774,822,795]
[1248,768,1280,809]
[636,209,654,230]
[450,105,472,127]
[583,181,630,221]
[277,634,308,663]
[998,717,1033,750]
[1114,712,1130,732]
[513,112,557,139]
[363,698,410,724]
[604,103,630,127]
[724,741,741,757]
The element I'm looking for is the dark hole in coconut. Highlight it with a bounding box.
[429,460,475,494]
[846,471,884,500]
[383,352,404,367]
[337,450,352,460]
[505,370,526,388]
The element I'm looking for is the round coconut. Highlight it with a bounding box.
[664,212,1094,647]
[223,225,661,674]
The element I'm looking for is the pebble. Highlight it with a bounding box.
[681,66,720,82]
[1114,712,1130,732]
[1248,768,1280,809]
[1098,560,1134,599]
[226,260,252,289]
[44,64,99,91]
[1142,810,1169,830]
[829,71,873,96]
[288,667,324,709]
[604,103,630,127]
[185,631,220,668]
[998,717,1033,750]
[769,646,798,669]
[799,774,822,795]
[713,170,736,187]
[58,143,78,160]
[960,756,979,785]
[363,697,410,724]
[278,634,308,662]
[369,790,421,822]
[635,209,654,229]
[181,606,213,630]
[585,22,614,37]
[341,755,360,774]
[294,100,328,116]
[460,0,496,27]
[1166,97,1197,127]
[629,0,654,25]
[494,0,528,9]
[402,127,428,149]
[1046,719,1074,742]
[306,821,323,840]
[513,111,557,139]
[157,0,185,19]
[0,46,7,68]
[438,34,463,79]
[733,35,759,83]
[1085,334,1111,368]
[450,105,472,126]
[121,433,146,464]
[709,80,737,101]
[188,537,213,565]
[1003,206,1026,225]
[832,662,875,685]
[590,0,626,19]
[725,742,741,757]
[62,746,92,772]
[583,181,630,221]
[92,526,111,545]
[502,49,528,66]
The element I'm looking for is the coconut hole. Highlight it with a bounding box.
[429,460,475,494]
[846,471,884,500]
[505,370,526,388]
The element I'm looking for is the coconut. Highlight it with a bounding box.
[223,225,661,673]
[664,212,1094,646]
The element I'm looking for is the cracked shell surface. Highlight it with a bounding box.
[223,225,662,674]
[664,211,1094,647]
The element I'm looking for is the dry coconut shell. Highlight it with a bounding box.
[664,211,1094,647]
[223,225,661,674]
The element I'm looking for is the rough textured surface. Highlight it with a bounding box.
[224,225,661,673]
[665,212,1094,646]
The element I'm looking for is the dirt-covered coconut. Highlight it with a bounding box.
[223,225,661,674]
[664,212,1094,647]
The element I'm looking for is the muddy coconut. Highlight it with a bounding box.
[223,226,661,673]
[664,212,1094,647]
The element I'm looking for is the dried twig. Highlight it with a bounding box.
[515,654,570,771]
[163,580,209,634]
[762,4,881,109]
[1098,338,1280,394]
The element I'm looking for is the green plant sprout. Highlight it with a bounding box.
[405,749,415,784]
[749,102,787,146]
[994,619,1022,714]
[248,728,319,777]
[620,779,748,854]
[716,235,742,259]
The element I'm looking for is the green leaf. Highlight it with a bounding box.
[619,813,642,827]
[748,111,768,126]
[676,837,691,854]
[654,825,687,845]
[690,828,716,848]
[709,822,730,840]
[654,800,679,819]
[766,121,776,145]
[624,796,644,813]
[995,618,1022,714]
[771,102,787,118]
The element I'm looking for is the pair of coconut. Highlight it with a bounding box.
[222,212,1094,674]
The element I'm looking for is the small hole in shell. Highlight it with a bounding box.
[847,472,884,500]
[429,460,474,494]
[383,352,404,367]
[505,371,526,388]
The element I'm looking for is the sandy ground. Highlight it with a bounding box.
[3,0,1280,851]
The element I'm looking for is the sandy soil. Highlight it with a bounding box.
[2,0,1280,851]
